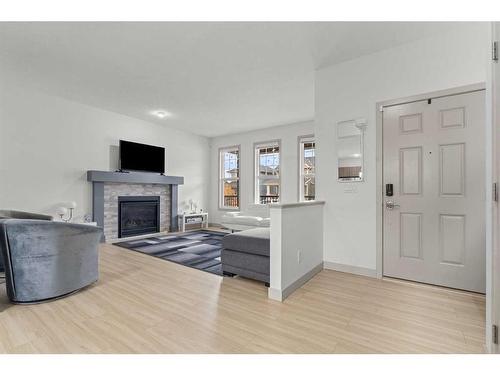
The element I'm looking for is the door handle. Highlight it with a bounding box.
[385,200,400,210]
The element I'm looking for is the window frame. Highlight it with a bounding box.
[218,145,241,210]
[298,135,316,202]
[254,140,281,205]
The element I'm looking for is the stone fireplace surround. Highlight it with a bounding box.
[87,171,184,241]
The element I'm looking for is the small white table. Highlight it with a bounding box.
[179,212,208,232]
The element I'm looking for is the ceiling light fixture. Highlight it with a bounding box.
[152,110,171,119]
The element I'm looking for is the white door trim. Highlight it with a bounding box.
[488,21,499,354]
[375,83,487,280]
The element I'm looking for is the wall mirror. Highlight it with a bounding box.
[337,119,366,182]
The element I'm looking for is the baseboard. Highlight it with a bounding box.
[323,261,377,278]
[268,262,324,302]
[282,262,324,299]
[268,287,283,301]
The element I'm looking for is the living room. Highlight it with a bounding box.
[1,1,500,372]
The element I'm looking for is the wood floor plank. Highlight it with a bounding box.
[0,241,486,353]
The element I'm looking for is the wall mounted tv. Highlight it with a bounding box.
[119,140,165,174]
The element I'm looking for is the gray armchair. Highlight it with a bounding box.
[0,210,102,304]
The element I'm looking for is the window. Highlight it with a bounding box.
[255,141,280,204]
[219,146,240,209]
[299,136,315,201]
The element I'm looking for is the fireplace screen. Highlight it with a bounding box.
[118,196,160,238]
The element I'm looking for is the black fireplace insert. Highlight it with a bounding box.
[118,196,160,238]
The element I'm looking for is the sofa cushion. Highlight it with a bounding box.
[259,218,271,227]
[222,263,269,283]
[221,214,264,226]
[222,249,270,275]
[222,227,270,257]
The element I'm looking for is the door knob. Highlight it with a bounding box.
[385,200,400,210]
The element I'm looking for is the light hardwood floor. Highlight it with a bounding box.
[0,242,486,353]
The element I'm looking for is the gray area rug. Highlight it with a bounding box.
[114,230,227,276]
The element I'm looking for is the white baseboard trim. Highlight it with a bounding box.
[268,262,324,302]
[267,287,283,301]
[283,262,324,299]
[323,261,377,278]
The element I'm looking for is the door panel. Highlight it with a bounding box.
[400,147,422,195]
[439,214,465,265]
[400,213,422,259]
[400,113,423,134]
[383,90,486,293]
[440,107,465,129]
[439,143,465,196]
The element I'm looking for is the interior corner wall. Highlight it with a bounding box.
[0,83,210,221]
[209,120,314,224]
[315,23,490,271]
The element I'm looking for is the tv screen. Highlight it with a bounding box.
[120,140,165,174]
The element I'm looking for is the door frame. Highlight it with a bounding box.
[489,21,499,354]
[375,83,487,281]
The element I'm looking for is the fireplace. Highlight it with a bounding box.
[118,196,160,238]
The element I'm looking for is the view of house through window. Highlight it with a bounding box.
[255,142,280,204]
[299,137,315,201]
[219,146,240,209]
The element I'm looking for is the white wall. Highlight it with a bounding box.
[0,83,210,220]
[315,23,490,272]
[268,201,324,301]
[209,120,314,224]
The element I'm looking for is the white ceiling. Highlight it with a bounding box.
[0,22,466,137]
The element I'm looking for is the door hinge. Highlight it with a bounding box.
[493,41,498,62]
[494,183,498,202]
[493,324,499,345]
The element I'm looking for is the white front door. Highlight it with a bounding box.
[383,89,486,293]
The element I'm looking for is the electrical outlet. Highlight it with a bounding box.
[297,250,302,264]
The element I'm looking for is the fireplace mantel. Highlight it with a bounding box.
[87,170,184,240]
[87,170,183,185]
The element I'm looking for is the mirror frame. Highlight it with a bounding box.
[336,118,367,183]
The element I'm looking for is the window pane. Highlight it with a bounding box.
[303,176,315,201]
[220,148,239,208]
[259,179,280,204]
[303,142,315,175]
[256,144,280,204]
[223,149,239,179]
[223,179,239,208]
[259,146,280,177]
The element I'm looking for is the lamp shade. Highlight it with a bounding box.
[56,206,68,216]
[65,201,77,209]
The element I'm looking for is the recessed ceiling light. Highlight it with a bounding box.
[152,110,171,119]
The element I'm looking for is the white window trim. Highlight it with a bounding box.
[254,140,281,205]
[218,145,240,210]
[298,135,315,202]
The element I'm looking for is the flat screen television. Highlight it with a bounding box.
[119,140,165,174]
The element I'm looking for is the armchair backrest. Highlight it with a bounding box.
[0,210,52,273]
[0,210,53,221]
[0,219,101,303]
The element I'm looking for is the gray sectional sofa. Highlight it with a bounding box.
[221,227,270,285]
